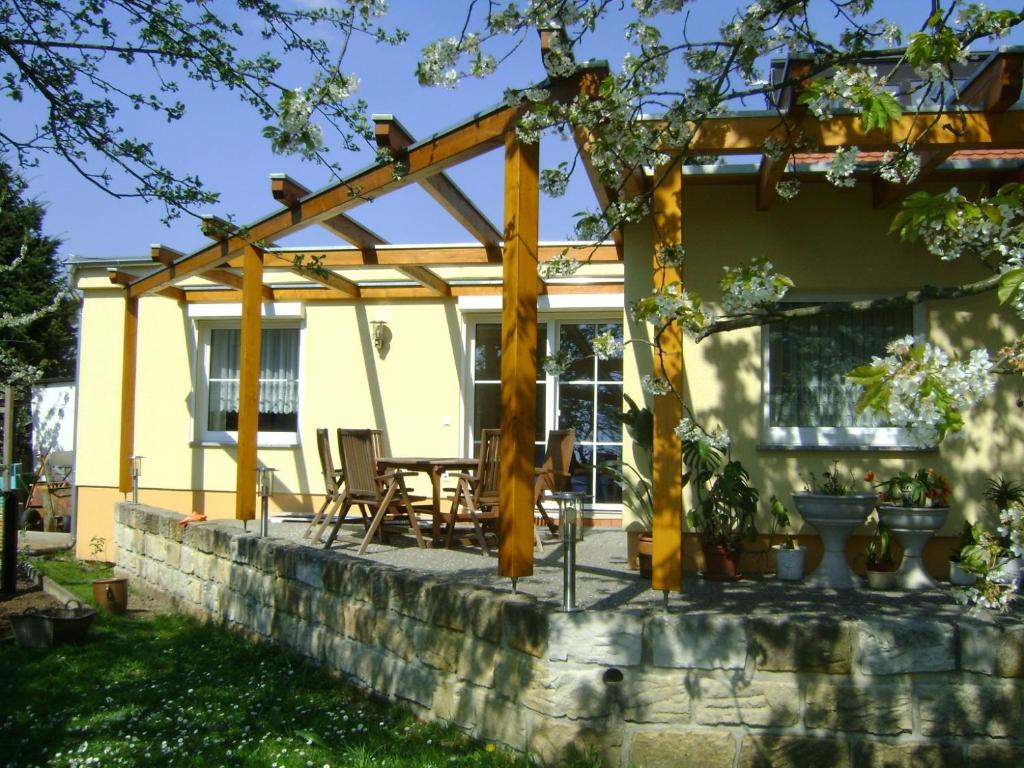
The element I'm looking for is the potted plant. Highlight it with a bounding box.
[949,521,980,586]
[865,521,899,590]
[684,443,759,581]
[768,495,806,581]
[874,468,951,590]
[87,536,129,614]
[984,476,1024,590]
[792,462,877,589]
[598,460,654,577]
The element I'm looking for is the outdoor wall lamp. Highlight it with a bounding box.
[371,320,389,356]
[130,455,143,504]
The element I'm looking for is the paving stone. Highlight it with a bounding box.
[856,618,956,675]
[852,740,963,767]
[960,620,1024,678]
[648,613,747,670]
[504,598,548,657]
[618,669,692,724]
[748,616,852,673]
[698,675,799,728]
[918,683,1020,737]
[630,730,736,768]
[739,735,849,768]
[546,610,643,666]
[528,717,622,768]
[805,681,911,734]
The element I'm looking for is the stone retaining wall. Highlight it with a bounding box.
[115,503,1024,767]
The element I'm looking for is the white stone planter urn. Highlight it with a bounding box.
[773,545,807,581]
[876,504,950,590]
[792,492,877,590]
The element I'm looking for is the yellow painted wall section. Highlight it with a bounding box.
[674,181,1024,535]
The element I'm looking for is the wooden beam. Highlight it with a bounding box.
[393,265,450,297]
[235,245,264,521]
[256,243,619,268]
[374,114,503,259]
[202,267,275,301]
[269,253,361,298]
[200,214,234,240]
[150,244,186,265]
[118,296,138,494]
[125,65,605,298]
[757,60,813,211]
[270,174,310,207]
[498,132,540,580]
[110,268,183,301]
[185,281,623,303]
[320,214,386,250]
[874,51,1024,209]
[651,162,684,594]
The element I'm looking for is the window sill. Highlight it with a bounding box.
[757,443,936,453]
[191,439,301,449]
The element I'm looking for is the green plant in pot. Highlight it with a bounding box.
[865,521,899,590]
[768,496,806,582]
[949,521,981,586]
[682,432,759,581]
[597,459,654,577]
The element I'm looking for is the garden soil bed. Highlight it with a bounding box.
[0,579,64,643]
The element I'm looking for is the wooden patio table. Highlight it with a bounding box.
[376,457,478,547]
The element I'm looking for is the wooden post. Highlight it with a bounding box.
[235,245,264,520]
[498,132,539,579]
[118,297,139,494]
[651,163,684,592]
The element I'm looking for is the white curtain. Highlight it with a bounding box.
[207,328,299,429]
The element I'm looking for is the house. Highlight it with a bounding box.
[69,52,1024,588]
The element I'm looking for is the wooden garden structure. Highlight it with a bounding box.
[110,49,1024,590]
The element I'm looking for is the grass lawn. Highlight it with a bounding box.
[3,557,599,768]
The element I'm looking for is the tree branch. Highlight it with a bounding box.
[694,273,1004,342]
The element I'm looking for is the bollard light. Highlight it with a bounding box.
[256,466,277,537]
[130,455,144,504]
[545,490,585,612]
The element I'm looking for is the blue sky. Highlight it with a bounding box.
[7,1,1022,262]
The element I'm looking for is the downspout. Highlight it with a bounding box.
[66,263,86,555]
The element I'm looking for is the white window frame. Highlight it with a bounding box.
[760,297,927,450]
[194,319,304,448]
[461,308,625,512]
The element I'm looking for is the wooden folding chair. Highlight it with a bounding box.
[444,429,501,555]
[323,428,427,555]
[303,429,347,543]
[534,428,577,545]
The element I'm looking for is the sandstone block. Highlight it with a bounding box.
[466,589,502,643]
[293,549,328,589]
[855,618,955,675]
[649,613,747,670]
[314,594,347,634]
[164,541,181,570]
[630,730,736,768]
[521,666,620,720]
[210,527,234,559]
[457,638,500,688]
[853,740,963,768]
[276,579,313,620]
[179,545,195,576]
[228,534,258,566]
[804,681,911,734]
[698,675,799,728]
[183,524,216,554]
[748,616,852,674]
[414,623,464,674]
[739,735,848,768]
[546,610,643,666]
[528,717,621,768]
[918,683,1020,737]
[619,670,692,724]
[504,598,548,657]
[966,743,1024,767]
[960,620,1024,678]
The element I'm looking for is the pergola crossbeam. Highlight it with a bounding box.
[374,114,503,260]
[271,253,361,298]
[270,174,311,208]
[757,59,813,211]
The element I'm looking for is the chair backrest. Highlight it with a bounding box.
[475,429,502,504]
[337,429,382,500]
[535,428,576,499]
[316,428,341,495]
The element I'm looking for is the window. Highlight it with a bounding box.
[763,304,918,448]
[199,325,300,445]
[468,319,623,506]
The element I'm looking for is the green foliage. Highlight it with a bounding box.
[685,459,759,549]
[803,461,855,496]
[7,556,565,768]
[618,393,653,453]
[0,160,77,388]
[768,495,795,549]
[866,522,896,571]
[983,474,1024,512]
[0,1,406,218]
[596,459,653,529]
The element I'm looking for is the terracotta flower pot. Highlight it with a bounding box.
[637,533,653,579]
[92,577,129,613]
[702,544,741,581]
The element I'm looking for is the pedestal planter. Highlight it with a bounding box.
[792,492,877,589]
[876,505,949,590]
[773,545,807,581]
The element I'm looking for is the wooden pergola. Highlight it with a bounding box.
[111,50,1024,588]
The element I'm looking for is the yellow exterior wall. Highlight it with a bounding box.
[622,180,1024,541]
